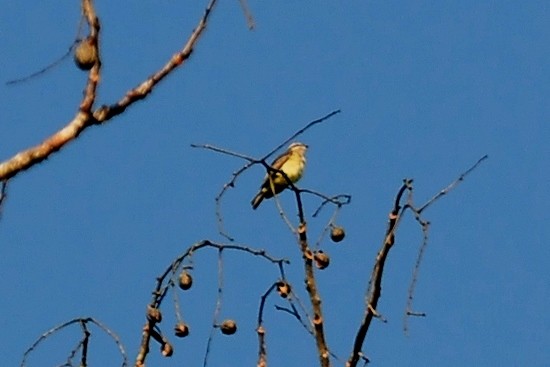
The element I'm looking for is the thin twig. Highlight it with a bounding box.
[418,154,488,214]
[274,292,341,362]
[238,0,256,29]
[286,288,313,334]
[311,193,352,218]
[256,283,278,367]
[61,338,84,367]
[190,144,256,162]
[5,43,77,85]
[203,249,225,367]
[271,179,297,233]
[190,143,257,240]
[263,110,341,163]
[88,318,128,366]
[0,180,8,220]
[255,267,293,365]
[6,14,85,86]
[312,198,348,250]
[22,319,82,367]
[403,215,429,334]
[403,155,488,334]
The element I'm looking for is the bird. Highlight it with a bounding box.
[251,142,308,210]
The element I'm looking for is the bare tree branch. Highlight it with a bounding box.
[0,0,218,182]
[21,317,127,367]
[403,154,489,333]
[418,154,489,214]
[346,179,411,367]
[296,220,331,367]
[347,155,488,366]
[134,240,289,366]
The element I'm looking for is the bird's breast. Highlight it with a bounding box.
[281,155,306,183]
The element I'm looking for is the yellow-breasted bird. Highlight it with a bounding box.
[251,142,308,210]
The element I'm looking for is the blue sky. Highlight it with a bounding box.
[1,1,548,366]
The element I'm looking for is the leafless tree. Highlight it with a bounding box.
[3,2,486,367]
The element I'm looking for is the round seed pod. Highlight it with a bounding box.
[74,38,97,70]
[330,226,346,243]
[220,319,237,335]
[178,270,193,291]
[174,322,190,338]
[161,341,173,357]
[276,281,291,298]
[314,251,330,270]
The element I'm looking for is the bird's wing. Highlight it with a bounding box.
[258,149,294,193]
[259,150,291,187]
[266,150,291,175]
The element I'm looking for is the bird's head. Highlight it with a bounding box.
[288,142,308,155]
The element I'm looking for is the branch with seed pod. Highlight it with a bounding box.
[193,112,353,367]
[135,240,289,366]
[0,0,218,182]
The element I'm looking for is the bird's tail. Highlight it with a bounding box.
[251,192,264,210]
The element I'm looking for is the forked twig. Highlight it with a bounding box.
[191,110,342,241]
[346,179,411,367]
[403,154,488,334]
[418,154,488,214]
[347,155,488,366]
[21,317,127,367]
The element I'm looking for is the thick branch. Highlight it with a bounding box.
[0,113,92,181]
[346,180,411,367]
[298,223,330,367]
[0,0,217,182]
